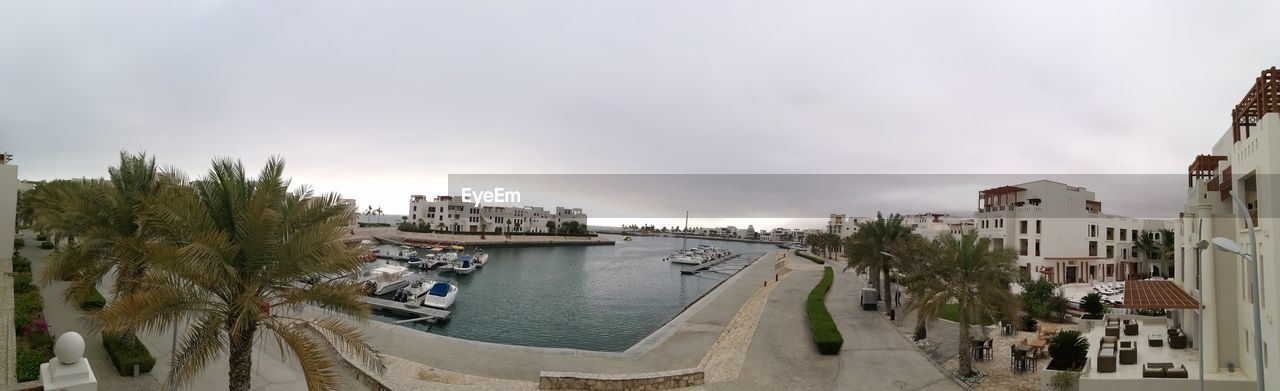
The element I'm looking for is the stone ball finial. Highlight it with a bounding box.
[54,332,86,365]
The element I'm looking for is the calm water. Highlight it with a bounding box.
[367,234,776,351]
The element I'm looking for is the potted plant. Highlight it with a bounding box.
[1043,330,1090,390]
[1080,293,1105,320]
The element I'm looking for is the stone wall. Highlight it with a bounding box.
[538,368,704,390]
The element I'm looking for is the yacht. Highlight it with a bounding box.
[357,264,413,295]
[420,281,458,309]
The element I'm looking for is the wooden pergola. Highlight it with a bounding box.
[1187,154,1228,187]
[1232,66,1280,143]
[1123,280,1201,310]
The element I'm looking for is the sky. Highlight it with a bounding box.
[2,1,1279,229]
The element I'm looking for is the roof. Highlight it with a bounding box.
[979,185,1025,196]
[1123,280,1201,309]
[1042,256,1107,260]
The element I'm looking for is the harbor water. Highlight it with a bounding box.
[368,234,777,352]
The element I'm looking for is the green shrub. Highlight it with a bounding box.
[35,233,48,241]
[794,250,825,264]
[103,334,156,376]
[13,290,44,333]
[1020,313,1038,332]
[806,266,843,355]
[40,240,54,249]
[13,273,34,293]
[14,237,24,248]
[1019,278,1058,319]
[81,288,107,310]
[15,345,46,382]
[12,254,31,273]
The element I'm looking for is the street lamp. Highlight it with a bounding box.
[1211,190,1265,391]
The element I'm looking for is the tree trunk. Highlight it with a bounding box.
[227,323,257,391]
[914,313,928,341]
[957,300,974,377]
[882,267,893,308]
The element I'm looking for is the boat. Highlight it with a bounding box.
[623,236,632,241]
[406,254,440,268]
[665,245,730,265]
[440,252,458,262]
[393,279,433,302]
[356,264,413,295]
[472,250,489,268]
[420,281,458,309]
[454,256,476,274]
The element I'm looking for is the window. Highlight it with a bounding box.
[1035,240,1041,256]
[1020,220,1028,234]
[1020,239,1028,256]
[1120,229,1128,241]
[1036,220,1042,234]
[1106,245,1114,258]
[1106,227,1114,240]
[1123,248,1128,260]
[1089,241,1098,257]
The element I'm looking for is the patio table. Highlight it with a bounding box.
[1148,333,1164,347]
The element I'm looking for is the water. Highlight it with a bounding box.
[367,234,777,351]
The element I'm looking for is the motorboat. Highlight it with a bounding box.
[665,245,731,265]
[471,250,489,268]
[440,252,458,262]
[393,279,433,302]
[454,256,476,274]
[420,281,458,309]
[357,264,413,295]
[406,254,440,268]
[623,236,633,241]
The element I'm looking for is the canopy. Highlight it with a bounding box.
[1123,280,1201,309]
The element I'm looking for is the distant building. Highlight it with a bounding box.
[407,195,588,233]
[974,180,1172,284]
[1,157,17,278]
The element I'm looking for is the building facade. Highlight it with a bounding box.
[974,180,1172,284]
[407,195,588,233]
[1172,66,1279,384]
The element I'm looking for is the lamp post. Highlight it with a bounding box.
[1211,190,1265,391]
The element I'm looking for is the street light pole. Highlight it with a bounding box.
[1194,235,1209,391]
[1214,191,1265,391]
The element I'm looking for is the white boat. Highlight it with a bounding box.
[667,255,705,265]
[454,256,476,274]
[357,264,413,295]
[406,254,439,268]
[420,281,458,309]
[393,279,433,302]
[472,250,489,268]
[440,252,458,262]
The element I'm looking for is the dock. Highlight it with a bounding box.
[359,296,451,323]
[680,253,744,274]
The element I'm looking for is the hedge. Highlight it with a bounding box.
[103,334,156,376]
[36,233,48,241]
[807,266,843,355]
[40,240,54,249]
[794,250,825,264]
[15,345,44,382]
[13,254,31,274]
[14,290,43,333]
[81,288,107,310]
[14,237,25,248]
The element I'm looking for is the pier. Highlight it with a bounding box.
[680,253,745,275]
[359,296,452,323]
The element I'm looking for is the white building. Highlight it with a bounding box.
[407,195,588,233]
[1,156,17,293]
[828,212,974,241]
[974,180,1172,284]
[1170,66,1279,386]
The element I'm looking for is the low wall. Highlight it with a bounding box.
[1080,377,1254,391]
[538,368,704,390]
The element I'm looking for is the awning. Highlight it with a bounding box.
[1123,280,1201,309]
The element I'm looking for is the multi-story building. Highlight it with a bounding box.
[1,155,17,299]
[407,195,588,233]
[828,212,974,241]
[1171,66,1279,385]
[975,180,1172,284]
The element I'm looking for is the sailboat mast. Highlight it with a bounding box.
[682,210,689,249]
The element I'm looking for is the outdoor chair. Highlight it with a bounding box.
[1166,365,1189,378]
[1143,364,1166,378]
[1096,337,1118,373]
[1169,331,1188,349]
[1119,341,1137,365]
[1124,320,1139,336]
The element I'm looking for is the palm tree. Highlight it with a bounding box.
[30,153,178,344]
[910,230,1019,377]
[1158,228,1176,277]
[1133,230,1158,278]
[93,158,384,390]
[887,233,942,341]
[804,234,823,255]
[822,232,841,257]
[843,213,911,298]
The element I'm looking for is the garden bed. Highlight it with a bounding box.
[794,250,825,264]
[11,254,54,382]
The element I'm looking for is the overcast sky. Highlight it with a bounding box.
[3,1,1279,228]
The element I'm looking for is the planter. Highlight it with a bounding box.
[1041,357,1087,391]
